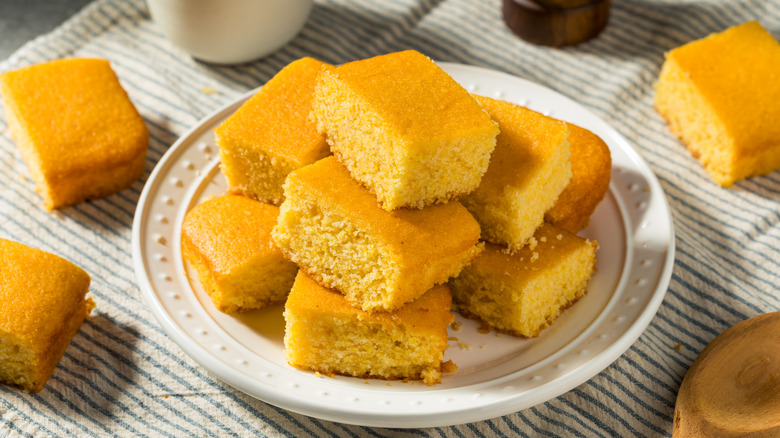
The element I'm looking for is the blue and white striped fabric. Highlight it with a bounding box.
[1,0,778,436]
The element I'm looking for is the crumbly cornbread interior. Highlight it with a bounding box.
[215,57,332,204]
[0,239,93,392]
[272,156,483,312]
[284,273,453,385]
[449,223,597,337]
[312,50,499,210]
[545,123,612,233]
[654,21,780,186]
[461,95,571,250]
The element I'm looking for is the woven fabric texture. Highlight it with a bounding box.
[1,0,779,436]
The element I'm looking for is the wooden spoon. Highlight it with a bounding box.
[673,311,780,437]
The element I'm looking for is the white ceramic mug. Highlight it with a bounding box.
[146,0,313,64]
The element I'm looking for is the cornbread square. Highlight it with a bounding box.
[181,195,297,313]
[311,50,499,210]
[215,57,332,205]
[546,123,612,233]
[284,272,454,385]
[449,223,597,337]
[0,58,148,210]
[0,238,93,392]
[655,21,780,186]
[461,96,572,250]
[272,156,483,312]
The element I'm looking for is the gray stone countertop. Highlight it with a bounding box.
[0,0,94,61]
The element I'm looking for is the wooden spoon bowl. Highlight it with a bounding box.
[673,311,780,437]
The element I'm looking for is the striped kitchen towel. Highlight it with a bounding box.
[1,0,778,436]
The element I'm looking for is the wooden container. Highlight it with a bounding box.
[502,0,610,47]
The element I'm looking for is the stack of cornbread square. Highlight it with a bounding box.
[451,96,606,337]
[186,50,610,385]
[275,50,496,385]
[182,58,331,315]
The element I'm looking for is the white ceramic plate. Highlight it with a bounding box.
[132,63,675,428]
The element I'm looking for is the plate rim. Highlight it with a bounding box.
[132,62,676,427]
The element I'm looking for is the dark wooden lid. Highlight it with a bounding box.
[502,0,611,47]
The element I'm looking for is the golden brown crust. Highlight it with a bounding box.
[464,95,572,248]
[545,123,612,233]
[312,51,499,210]
[653,21,780,186]
[273,156,482,312]
[0,58,149,210]
[286,361,439,383]
[181,195,297,313]
[0,238,92,392]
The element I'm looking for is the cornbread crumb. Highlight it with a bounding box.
[0,58,149,210]
[451,321,462,331]
[458,342,472,351]
[654,21,780,186]
[181,195,298,313]
[273,156,483,312]
[312,50,499,210]
[0,239,93,392]
[441,360,458,374]
[462,96,571,250]
[674,343,682,352]
[202,86,218,94]
[284,273,453,385]
[450,223,597,337]
[215,57,332,205]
